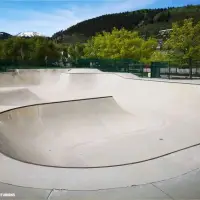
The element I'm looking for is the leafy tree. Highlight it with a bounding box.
[67,43,85,61]
[0,37,30,62]
[164,18,200,78]
[30,38,60,66]
[0,36,61,67]
[84,28,157,62]
[150,51,170,62]
[0,41,5,58]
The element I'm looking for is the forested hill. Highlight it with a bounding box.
[52,5,200,42]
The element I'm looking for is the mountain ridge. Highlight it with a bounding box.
[52,4,200,43]
[16,31,44,37]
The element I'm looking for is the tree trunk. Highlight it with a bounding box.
[20,48,25,60]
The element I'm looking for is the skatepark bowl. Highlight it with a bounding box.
[0,68,200,199]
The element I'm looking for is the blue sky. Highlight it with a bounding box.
[0,0,199,36]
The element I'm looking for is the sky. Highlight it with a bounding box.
[0,0,199,36]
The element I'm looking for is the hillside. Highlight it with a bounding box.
[0,32,12,40]
[52,5,200,43]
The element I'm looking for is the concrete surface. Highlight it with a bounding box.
[0,68,200,199]
[0,88,41,105]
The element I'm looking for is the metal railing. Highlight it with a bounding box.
[1,59,200,79]
[151,61,200,79]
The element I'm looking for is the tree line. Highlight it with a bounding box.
[0,19,200,69]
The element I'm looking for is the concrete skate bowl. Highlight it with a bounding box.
[0,69,71,87]
[0,88,41,105]
[1,95,200,168]
[0,70,200,199]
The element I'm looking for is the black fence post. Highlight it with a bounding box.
[196,61,198,77]
[168,61,170,79]
[189,58,192,79]
[141,64,144,78]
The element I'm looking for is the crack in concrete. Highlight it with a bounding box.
[0,167,199,192]
[47,189,54,200]
[151,183,174,200]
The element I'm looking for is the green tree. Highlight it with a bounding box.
[30,37,60,66]
[68,43,85,61]
[0,36,62,67]
[84,28,157,62]
[164,18,200,78]
[150,51,170,62]
[0,41,4,58]
[1,37,28,62]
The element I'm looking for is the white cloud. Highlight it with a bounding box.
[0,0,157,36]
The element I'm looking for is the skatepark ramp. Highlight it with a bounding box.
[0,88,41,105]
[0,69,71,87]
[0,69,200,199]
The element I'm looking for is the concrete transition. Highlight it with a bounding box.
[0,68,200,199]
